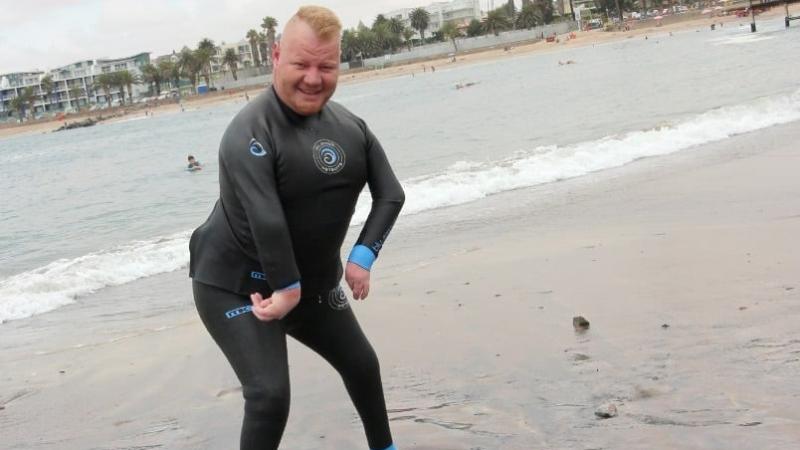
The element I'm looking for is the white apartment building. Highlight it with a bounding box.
[0,52,150,120]
[212,39,257,73]
[385,0,482,39]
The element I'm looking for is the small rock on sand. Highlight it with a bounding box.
[595,403,618,419]
[661,323,670,329]
[573,316,590,331]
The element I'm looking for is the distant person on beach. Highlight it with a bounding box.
[188,6,404,450]
[187,155,202,171]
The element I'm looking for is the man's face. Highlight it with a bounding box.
[272,20,340,116]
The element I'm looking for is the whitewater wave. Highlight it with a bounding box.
[2,88,799,323]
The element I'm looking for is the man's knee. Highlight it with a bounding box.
[342,346,381,382]
[242,383,290,419]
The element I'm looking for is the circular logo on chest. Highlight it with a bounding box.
[312,139,346,174]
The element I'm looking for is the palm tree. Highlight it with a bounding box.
[40,75,55,111]
[246,29,261,67]
[68,86,84,111]
[197,38,216,87]
[117,70,136,104]
[402,27,415,51]
[223,48,240,80]
[483,9,513,36]
[10,86,35,122]
[261,16,278,68]
[141,63,163,95]
[388,17,405,37]
[178,47,201,93]
[516,3,542,29]
[409,8,430,44]
[466,18,483,37]
[440,22,463,52]
[95,73,114,106]
[157,60,179,91]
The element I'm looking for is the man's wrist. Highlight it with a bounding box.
[348,245,376,271]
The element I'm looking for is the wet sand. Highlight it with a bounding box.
[2,116,799,448]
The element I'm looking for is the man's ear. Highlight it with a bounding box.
[272,42,280,66]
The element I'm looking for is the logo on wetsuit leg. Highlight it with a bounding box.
[249,138,267,157]
[327,286,350,310]
[312,139,345,174]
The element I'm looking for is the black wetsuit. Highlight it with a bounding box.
[189,87,404,450]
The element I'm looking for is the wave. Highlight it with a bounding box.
[0,232,189,323]
[3,88,799,323]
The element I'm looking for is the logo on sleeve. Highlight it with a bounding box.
[312,139,345,174]
[249,138,267,157]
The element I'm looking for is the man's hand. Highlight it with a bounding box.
[250,287,301,321]
[345,262,370,300]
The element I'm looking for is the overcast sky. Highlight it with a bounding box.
[0,0,495,74]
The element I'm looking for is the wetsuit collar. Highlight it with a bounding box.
[270,85,323,124]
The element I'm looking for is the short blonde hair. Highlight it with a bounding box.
[290,5,342,41]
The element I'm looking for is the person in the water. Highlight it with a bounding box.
[187,155,202,171]
[188,6,404,450]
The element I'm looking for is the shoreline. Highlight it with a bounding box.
[0,8,786,141]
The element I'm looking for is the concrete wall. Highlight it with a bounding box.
[360,21,579,69]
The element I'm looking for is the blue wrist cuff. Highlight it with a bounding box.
[275,281,300,292]
[348,244,376,271]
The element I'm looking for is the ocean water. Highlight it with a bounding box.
[1,17,799,323]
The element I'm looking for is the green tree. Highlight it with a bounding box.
[440,22,463,52]
[534,0,555,24]
[196,38,216,88]
[483,8,513,36]
[178,47,201,93]
[506,0,517,22]
[388,17,405,36]
[141,63,163,95]
[246,29,261,67]
[402,27,415,51]
[10,86,36,121]
[117,70,136,104]
[341,29,358,62]
[68,85,84,111]
[40,74,55,111]
[466,18,483,37]
[223,48,240,80]
[516,3,542,29]
[409,8,430,43]
[157,60,179,91]
[261,16,278,68]
[373,14,388,29]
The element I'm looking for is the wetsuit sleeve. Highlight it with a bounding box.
[348,125,405,271]
[222,136,300,291]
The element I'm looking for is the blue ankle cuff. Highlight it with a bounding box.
[373,444,397,450]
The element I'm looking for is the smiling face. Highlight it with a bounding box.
[272,19,340,116]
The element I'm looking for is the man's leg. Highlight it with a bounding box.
[287,287,394,450]
[193,281,291,450]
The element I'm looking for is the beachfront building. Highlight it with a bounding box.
[212,39,257,73]
[384,0,482,39]
[0,52,150,121]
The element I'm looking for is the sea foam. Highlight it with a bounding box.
[2,89,799,323]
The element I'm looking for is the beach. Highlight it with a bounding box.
[2,9,800,450]
[3,117,799,449]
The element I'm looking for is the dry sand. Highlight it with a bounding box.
[2,110,799,449]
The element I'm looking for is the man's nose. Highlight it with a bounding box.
[303,68,322,86]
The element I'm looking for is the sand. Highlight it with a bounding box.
[2,111,799,448]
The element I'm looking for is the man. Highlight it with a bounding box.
[189,6,404,450]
